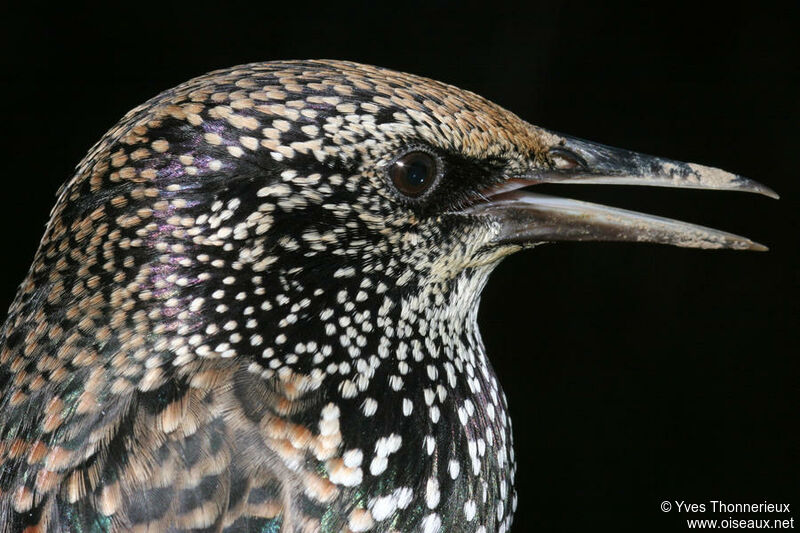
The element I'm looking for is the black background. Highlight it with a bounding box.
[1,1,797,531]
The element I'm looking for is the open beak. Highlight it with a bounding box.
[465,131,777,250]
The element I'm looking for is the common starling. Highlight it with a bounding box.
[0,60,774,533]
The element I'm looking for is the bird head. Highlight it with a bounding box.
[22,59,773,386]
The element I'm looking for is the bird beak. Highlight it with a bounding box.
[465,131,778,250]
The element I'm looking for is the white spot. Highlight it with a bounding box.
[329,465,363,487]
[321,403,340,420]
[448,460,460,480]
[464,500,477,521]
[370,456,388,476]
[334,266,356,278]
[425,478,440,509]
[402,398,413,416]
[343,449,363,468]
[348,510,374,532]
[339,380,358,399]
[395,487,413,509]
[361,398,378,416]
[424,435,435,455]
[375,434,402,457]
[424,388,435,406]
[421,513,441,533]
[389,375,404,391]
[371,494,397,521]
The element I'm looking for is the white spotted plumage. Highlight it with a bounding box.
[0,59,541,532]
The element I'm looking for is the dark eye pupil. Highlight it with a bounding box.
[390,151,436,198]
[405,160,428,187]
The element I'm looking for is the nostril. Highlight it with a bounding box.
[548,148,586,170]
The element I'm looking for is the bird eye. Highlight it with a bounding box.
[390,151,437,198]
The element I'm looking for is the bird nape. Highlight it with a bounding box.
[0,60,774,533]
